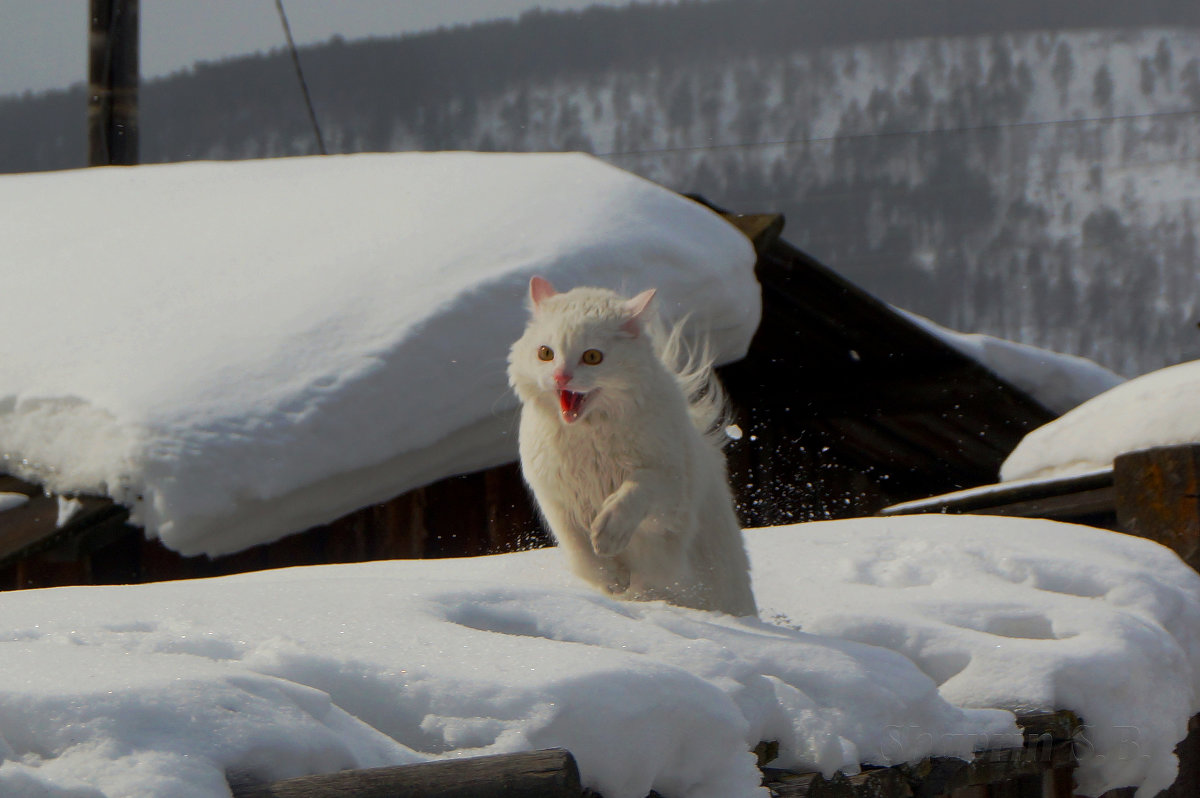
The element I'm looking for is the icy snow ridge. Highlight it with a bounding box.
[0,153,759,556]
[1002,359,1200,481]
[1,516,1198,798]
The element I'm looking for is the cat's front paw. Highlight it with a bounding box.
[604,560,631,595]
[590,499,638,557]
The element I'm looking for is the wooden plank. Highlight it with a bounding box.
[484,462,546,553]
[880,470,1116,519]
[228,748,583,798]
[963,486,1116,521]
[0,472,135,588]
[1114,444,1200,572]
[423,472,491,558]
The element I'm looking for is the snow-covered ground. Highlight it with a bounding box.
[0,515,1196,798]
[1003,358,1200,480]
[0,153,759,557]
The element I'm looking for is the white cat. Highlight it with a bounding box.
[507,276,757,616]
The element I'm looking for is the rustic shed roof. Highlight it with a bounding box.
[714,207,1055,526]
[0,208,1058,589]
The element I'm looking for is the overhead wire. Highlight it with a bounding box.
[274,0,328,155]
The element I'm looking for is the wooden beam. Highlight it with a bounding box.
[879,469,1116,520]
[1114,444,1200,572]
[228,748,584,798]
[763,711,1081,798]
[88,0,139,165]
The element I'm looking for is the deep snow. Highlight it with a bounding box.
[0,515,1197,798]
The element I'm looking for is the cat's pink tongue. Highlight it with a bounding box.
[558,390,585,423]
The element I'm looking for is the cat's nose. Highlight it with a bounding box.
[553,371,573,389]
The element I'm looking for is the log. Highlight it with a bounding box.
[761,711,1081,798]
[228,748,583,798]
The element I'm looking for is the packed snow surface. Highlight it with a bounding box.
[1,515,1197,798]
[1003,359,1200,481]
[0,153,758,556]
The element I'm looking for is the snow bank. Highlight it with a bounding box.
[754,516,1200,797]
[1002,359,1200,481]
[0,153,759,556]
[1,515,1197,798]
[897,309,1124,415]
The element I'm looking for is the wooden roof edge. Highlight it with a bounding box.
[702,197,1060,429]
[686,193,785,255]
[0,476,130,571]
[878,467,1115,518]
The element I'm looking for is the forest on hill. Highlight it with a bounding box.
[2,0,1199,376]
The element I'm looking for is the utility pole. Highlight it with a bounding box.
[88,0,139,166]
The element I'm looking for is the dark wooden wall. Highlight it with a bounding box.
[0,465,548,591]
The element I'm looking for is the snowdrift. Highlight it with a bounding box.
[0,516,1196,798]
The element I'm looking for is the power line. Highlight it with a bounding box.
[274,0,327,155]
[598,107,1200,160]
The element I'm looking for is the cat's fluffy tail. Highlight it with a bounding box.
[652,316,734,450]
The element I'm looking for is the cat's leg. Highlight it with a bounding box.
[542,504,631,594]
[590,468,678,557]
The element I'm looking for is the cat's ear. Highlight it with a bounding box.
[620,288,656,337]
[529,276,557,309]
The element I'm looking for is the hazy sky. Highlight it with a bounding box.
[0,1,657,97]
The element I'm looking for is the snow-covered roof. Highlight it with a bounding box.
[898,309,1124,415]
[0,153,759,556]
[1002,359,1200,481]
[0,515,1195,798]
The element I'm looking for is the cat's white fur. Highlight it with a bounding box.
[507,277,757,616]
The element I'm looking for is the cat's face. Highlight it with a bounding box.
[508,278,656,425]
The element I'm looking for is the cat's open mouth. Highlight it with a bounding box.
[558,389,592,423]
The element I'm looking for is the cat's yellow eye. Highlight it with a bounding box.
[537,345,555,362]
[581,349,604,366]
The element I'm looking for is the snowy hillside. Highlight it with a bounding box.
[3,12,1197,375]
[441,27,1200,377]
[109,22,1199,378]
[0,516,1197,798]
[0,153,759,557]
